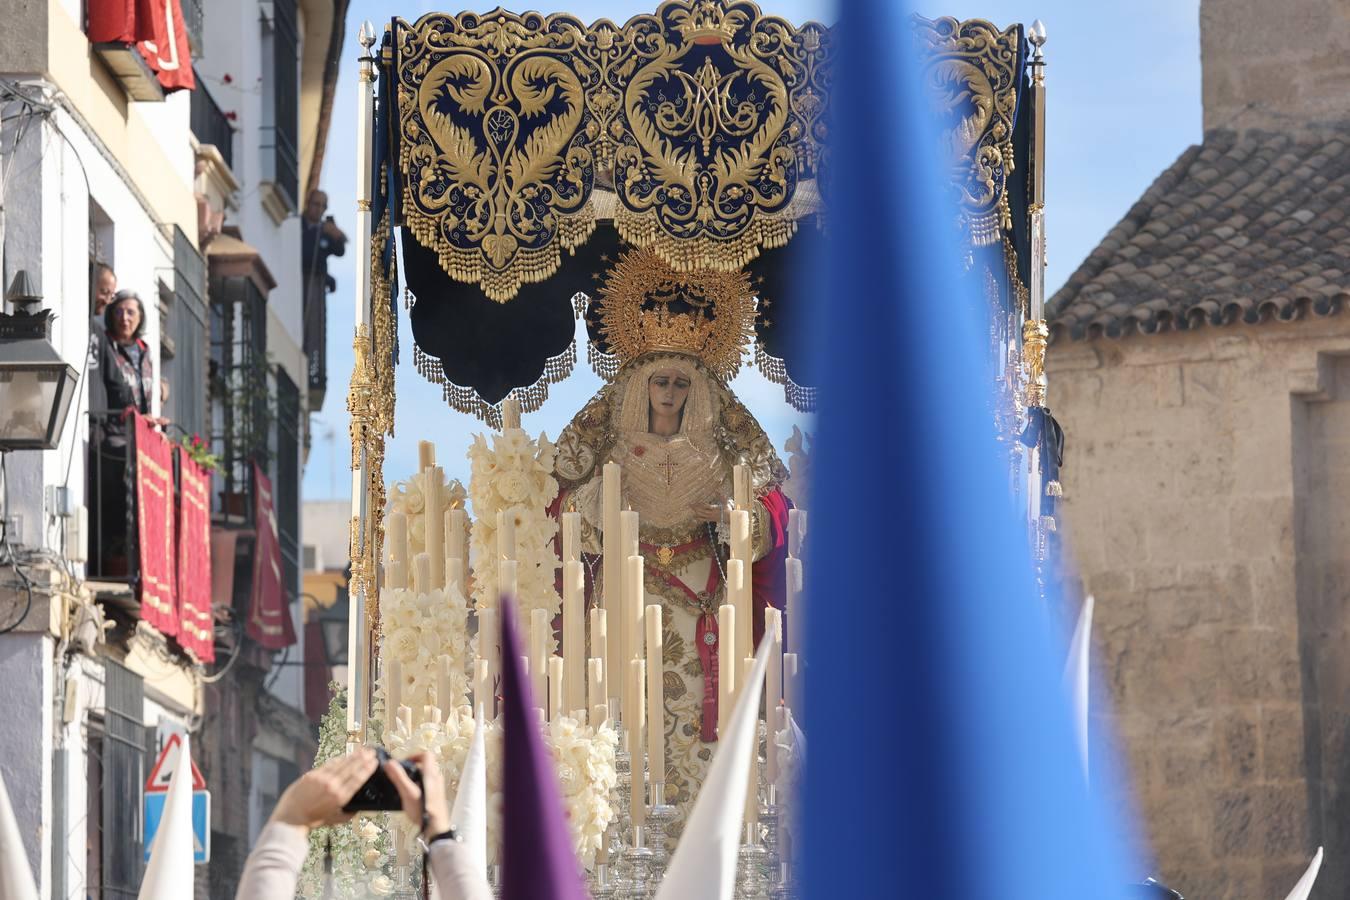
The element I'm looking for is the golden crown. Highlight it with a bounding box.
[596,246,755,380]
[672,1,746,45]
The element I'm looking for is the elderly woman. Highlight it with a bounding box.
[553,348,792,835]
[91,290,166,575]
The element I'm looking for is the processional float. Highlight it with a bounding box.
[325,3,1058,897]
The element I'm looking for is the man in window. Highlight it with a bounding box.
[301,190,346,378]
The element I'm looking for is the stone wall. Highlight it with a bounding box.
[1201,0,1350,133]
[1048,319,1350,898]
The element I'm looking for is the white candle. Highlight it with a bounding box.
[563,560,585,715]
[478,608,498,708]
[726,558,749,666]
[530,608,549,714]
[742,656,760,830]
[592,703,608,728]
[718,604,736,739]
[785,557,803,654]
[630,658,646,828]
[497,509,516,562]
[397,704,413,736]
[588,657,605,724]
[645,604,664,795]
[499,559,518,600]
[590,607,608,696]
[474,657,491,720]
[437,654,454,715]
[733,463,750,510]
[783,652,800,725]
[621,510,640,559]
[418,440,436,471]
[730,509,751,561]
[626,555,645,674]
[387,659,403,715]
[602,463,622,703]
[787,509,801,559]
[549,656,565,723]
[425,466,445,588]
[447,557,465,598]
[448,507,468,566]
[562,511,580,564]
[413,552,431,596]
[764,608,783,784]
[387,512,409,589]
[501,394,521,430]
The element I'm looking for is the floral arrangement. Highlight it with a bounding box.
[178,433,221,473]
[378,578,470,713]
[466,428,562,646]
[388,468,467,560]
[383,708,618,869]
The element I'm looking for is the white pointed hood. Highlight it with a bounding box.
[0,763,38,900]
[137,734,195,900]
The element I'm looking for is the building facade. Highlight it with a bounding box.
[1048,0,1350,896]
[0,1,347,896]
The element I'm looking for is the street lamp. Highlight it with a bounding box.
[316,587,350,667]
[0,272,78,451]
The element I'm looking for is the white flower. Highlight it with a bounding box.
[369,874,394,895]
[362,848,382,869]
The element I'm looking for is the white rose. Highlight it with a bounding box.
[362,848,382,869]
[369,874,394,895]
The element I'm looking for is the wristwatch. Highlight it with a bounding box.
[418,827,461,852]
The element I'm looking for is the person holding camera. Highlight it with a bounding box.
[235,748,489,899]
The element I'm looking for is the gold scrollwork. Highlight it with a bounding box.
[391,0,829,299]
[912,16,1021,250]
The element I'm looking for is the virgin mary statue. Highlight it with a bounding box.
[549,248,792,831]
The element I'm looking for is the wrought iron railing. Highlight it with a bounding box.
[190,74,235,171]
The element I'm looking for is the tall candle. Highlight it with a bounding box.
[645,604,665,796]
[592,703,608,728]
[629,658,646,828]
[387,512,409,589]
[474,657,491,720]
[787,508,801,558]
[764,608,783,784]
[785,558,803,654]
[548,656,565,723]
[447,557,465,598]
[783,652,800,724]
[448,508,468,566]
[425,466,445,588]
[437,654,454,716]
[620,510,640,559]
[413,553,431,596]
[726,558,749,665]
[530,608,549,714]
[717,604,736,739]
[418,440,436,471]
[501,394,521,430]
[796,510,808,554]
[590,607,608,695]
[742,655,759,831]
[387,659,403,714]
[497,510,516,562]
[626,555,645,676]
[588,657,605,723]
[562,511,580,563]
[479,608,499,709]
[602,463,622,703]
[733,463,750,510]
[563,560,585,715]
[499,559,518,600]
[397,704,413,736]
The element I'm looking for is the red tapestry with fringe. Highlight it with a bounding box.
[247,462,295,649]
[175,450,215,662]
[133,412,177,637]
[86,0,196,92]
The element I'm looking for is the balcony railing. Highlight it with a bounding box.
[182,0,205,56]
[190,75,234,171]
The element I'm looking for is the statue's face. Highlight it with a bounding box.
[648,367,692,417]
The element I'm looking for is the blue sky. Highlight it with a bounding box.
[301,0,1202,500]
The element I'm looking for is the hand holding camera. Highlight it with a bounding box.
[268,747,449,837]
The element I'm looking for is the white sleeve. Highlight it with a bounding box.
[427,838,493,900]
[233,821,310,900]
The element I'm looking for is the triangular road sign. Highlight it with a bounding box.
[145,734,206,793]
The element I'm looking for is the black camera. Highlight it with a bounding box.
[342,748,421,813]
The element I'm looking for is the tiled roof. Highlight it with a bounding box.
[1047,129,1350,341]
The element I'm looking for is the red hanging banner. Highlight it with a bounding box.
[247,462,296,649]
[175,449,215,663]
[133,412,177,637]
[87,0,196,92]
